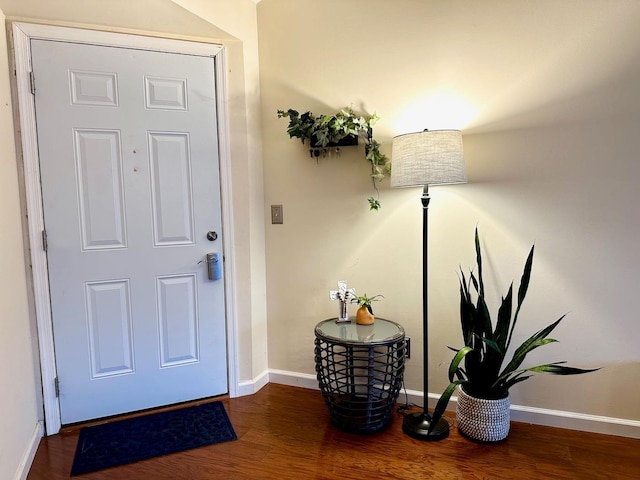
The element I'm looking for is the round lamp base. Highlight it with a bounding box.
[402,412,450,441]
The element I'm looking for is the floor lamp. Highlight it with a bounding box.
[391,129,467,441]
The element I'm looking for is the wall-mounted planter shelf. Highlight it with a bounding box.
[277,107,390,210]
[311,133,358,148]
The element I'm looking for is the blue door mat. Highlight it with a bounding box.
[70,401,237,476]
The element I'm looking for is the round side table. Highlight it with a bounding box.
[314,317,406,433]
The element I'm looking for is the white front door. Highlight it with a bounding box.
[31,39,227,424]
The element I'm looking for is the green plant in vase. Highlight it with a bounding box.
[351,293,383,325]
[429,228,598,441]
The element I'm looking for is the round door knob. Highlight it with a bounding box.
[206,231,218,241]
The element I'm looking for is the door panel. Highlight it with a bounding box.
[31,39,227,424]
[75,129,127,249]
[149,132,195,244]
[85,279,134,377]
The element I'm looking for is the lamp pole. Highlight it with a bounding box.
[401,185,450,441]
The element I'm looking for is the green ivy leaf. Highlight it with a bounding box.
[278,106,389,210]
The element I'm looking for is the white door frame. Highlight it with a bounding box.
[11,22,239,435]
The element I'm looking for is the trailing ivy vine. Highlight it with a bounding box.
[277,107,391,210]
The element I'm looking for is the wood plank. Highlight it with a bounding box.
[27,384,640,479]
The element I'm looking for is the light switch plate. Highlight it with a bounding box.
[271,204,283,224]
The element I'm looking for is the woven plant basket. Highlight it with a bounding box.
[456,387,510,442]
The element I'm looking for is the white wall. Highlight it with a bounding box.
[258,0,640,427]
[0,12,41,479]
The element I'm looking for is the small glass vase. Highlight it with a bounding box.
[337,300,349,322]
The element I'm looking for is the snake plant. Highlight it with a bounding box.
[429,229,598,432]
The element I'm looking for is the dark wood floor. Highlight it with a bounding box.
[28,383,640,479]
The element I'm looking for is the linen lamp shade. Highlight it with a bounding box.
[391,130,466,188]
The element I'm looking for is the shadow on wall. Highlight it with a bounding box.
[468,41,640,136]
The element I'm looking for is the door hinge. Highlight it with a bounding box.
[42,229,48,252]
[54,377,60,397]
[29,71,35,95]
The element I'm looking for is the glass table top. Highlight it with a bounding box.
[315,317,404,345]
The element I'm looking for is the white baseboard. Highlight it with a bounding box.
[508,404,640,439]
[268,369,319,390]
[237,369,318,395]
[267,370,640,439]
[14,421,43,480]
[237,369,270,396]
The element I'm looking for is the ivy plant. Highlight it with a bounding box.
[277,107,390,210]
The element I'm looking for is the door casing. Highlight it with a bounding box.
[11,22,239,435]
